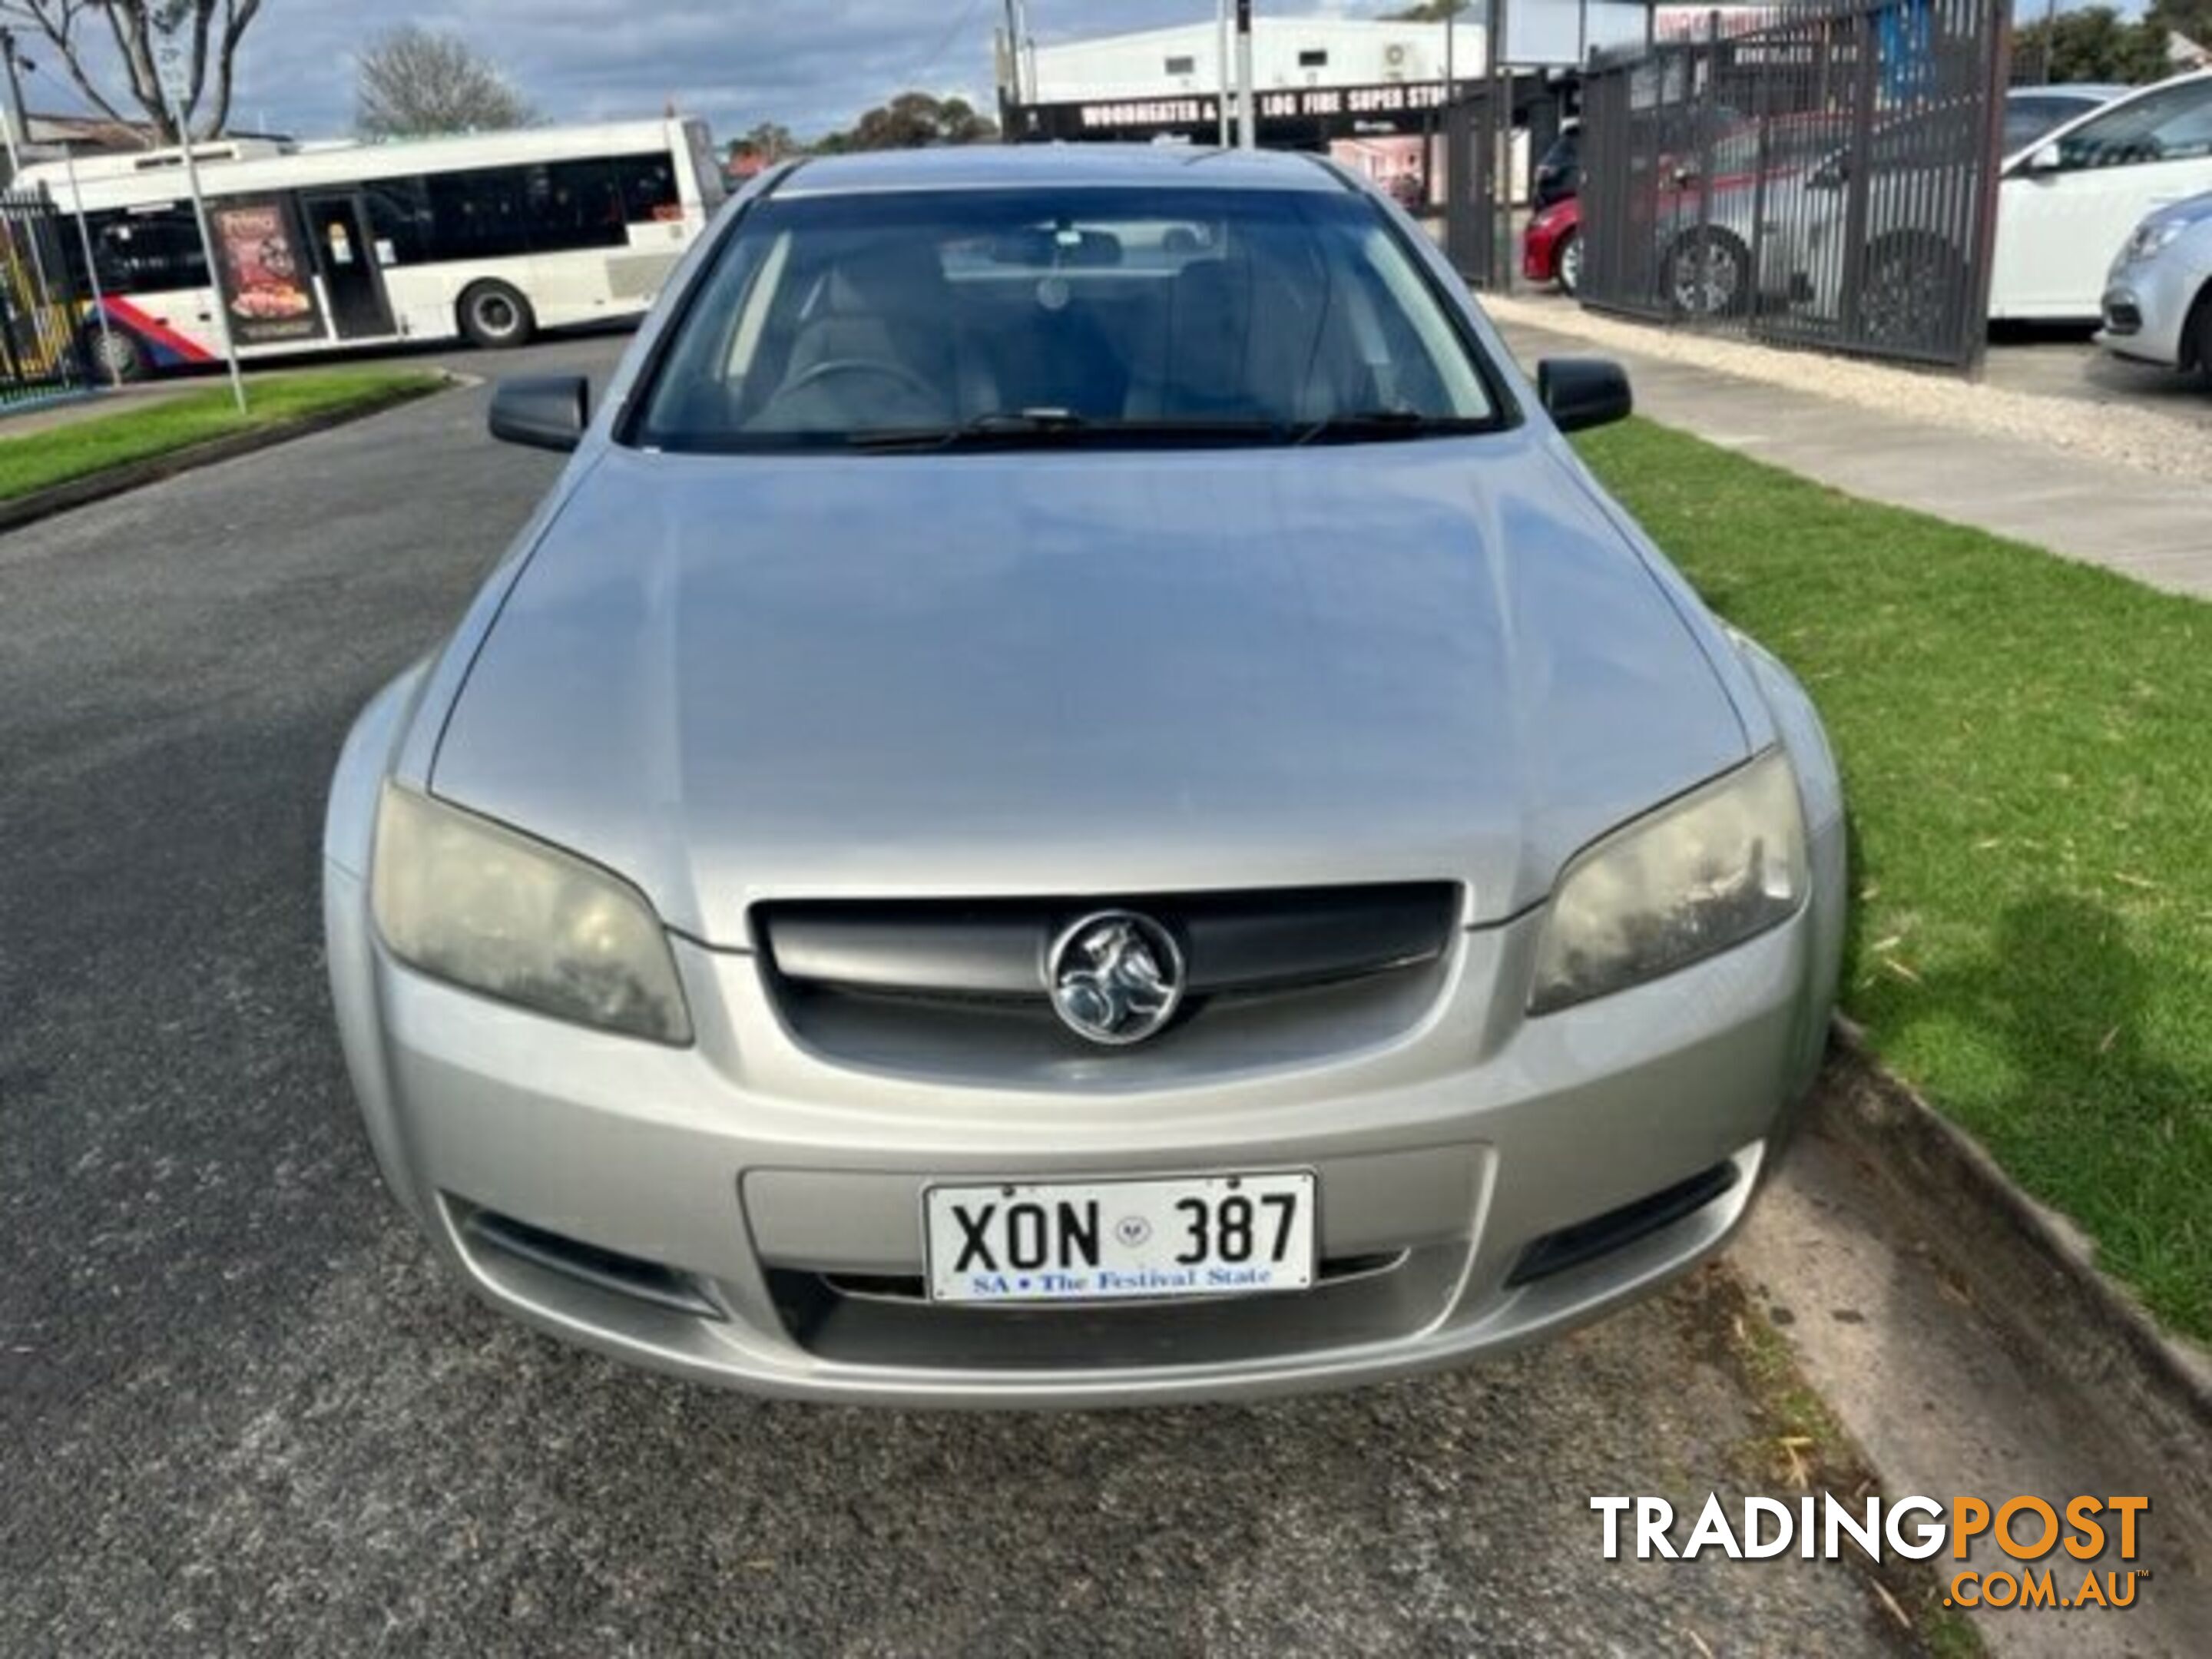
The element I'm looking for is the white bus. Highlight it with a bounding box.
[20,118,725,379]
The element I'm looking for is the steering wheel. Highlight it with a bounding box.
[760,357,942,419]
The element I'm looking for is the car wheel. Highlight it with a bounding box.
[1666,230,1749,319]
[459,280,537,350]
[1859,237,1963,349]
[84,322,147,383]
[1557,228,1583,297]
[2189,284,2212,384]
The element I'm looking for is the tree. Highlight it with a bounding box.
[2011,8,2172,86]
[0,1,266,142]
[355,24,535,138]
[1386,2,1469,18]
[2144,0,2212,51]
[727,120,798,167]
[813,91,996,153]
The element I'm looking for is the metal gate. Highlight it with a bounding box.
[0,188,91,410]
[1443,87,1502,288]
[1578,0,2011,370]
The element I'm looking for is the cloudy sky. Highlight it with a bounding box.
[28,2,1423,144]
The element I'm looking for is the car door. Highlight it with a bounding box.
[1992,76,2212,319]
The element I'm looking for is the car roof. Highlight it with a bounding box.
[773,143,1348,197]
[2008,68,2212,157]
[2008,83,2128,102]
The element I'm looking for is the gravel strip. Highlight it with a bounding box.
[1483,294,2212,481]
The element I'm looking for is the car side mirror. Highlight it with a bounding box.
[2026,142,2061,175]
[1537,358,1632,434]
[489,375,590,452]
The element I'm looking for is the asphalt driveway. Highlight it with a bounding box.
[0,336,1905,1655]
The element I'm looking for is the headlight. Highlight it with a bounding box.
[1530,751,1806,1015]
[371,784,692,1044]
[2124,220,2186,263]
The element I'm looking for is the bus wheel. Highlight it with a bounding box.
[459,281,537,349]
[86,323,147,383]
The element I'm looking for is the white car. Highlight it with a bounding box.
[1992,69,2212,322]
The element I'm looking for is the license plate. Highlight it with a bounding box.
[924,1173,1316,1304]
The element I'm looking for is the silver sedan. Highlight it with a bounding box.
[2101,190,2212,376]
[324,145,1846,1406]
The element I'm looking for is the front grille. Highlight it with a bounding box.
[764,1243,1464,1370]
[760,883,1457,1001]
[754,884,1459,1076]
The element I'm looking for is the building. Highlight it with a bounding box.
[998,7,1805,146]
[997,6,1665,147]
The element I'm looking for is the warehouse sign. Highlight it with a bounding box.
[1258,81,1452,117]
[1025,79,1455,141]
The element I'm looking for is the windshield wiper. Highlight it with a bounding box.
[1291,409,1488,446]
[848,409,1096,452]
[849,409,1287,452]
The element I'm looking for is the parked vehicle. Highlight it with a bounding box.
[1992,69,2212,321]
[20,118,725,379]
[1532,123,1581,210]
[326,145,1846,1406]
[1523,195,1582,293]
[1529,114,1839,312]
[2100,190,2212,376]
[1780,81,2178,341]
[1641,88,2120,321]
[2001,84,2131,157]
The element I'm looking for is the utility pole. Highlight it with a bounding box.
[1217,0,1232,147]
[0,27,31,187]
[1236,0,1256,150]
[999,0,1022,107]
[1491,0,1512,290]
[1444,1,1455,105]
[153,28,246,412]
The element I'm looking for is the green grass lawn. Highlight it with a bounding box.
[1578,418,2211,1341]
[0,369,442,502]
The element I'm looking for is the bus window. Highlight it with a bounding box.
[82,206,210,292]
[425,166,535,260]
[538,158,628,248]
[614,155,680,223]
[363,178,434,264]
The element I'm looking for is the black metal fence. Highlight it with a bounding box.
[1578,0,2012,370]
[1443,88,1502,287]
[0,187,91,409]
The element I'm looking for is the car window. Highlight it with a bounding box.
[2004,98,2071,154]
[2055,79,2212,170]
[1704,118,1850,178]
[634,185,1502,450]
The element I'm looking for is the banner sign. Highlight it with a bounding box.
[208,199,325,345]
[1022,79,1454,141]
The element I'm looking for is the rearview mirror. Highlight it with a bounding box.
[2026,142,2061,174]
[1537,358,1633,434]
[488,375,590,452]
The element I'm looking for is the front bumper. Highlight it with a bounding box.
[327,859,1828,1407]
[2097,252,2200,369]
[1522,227,1565,283]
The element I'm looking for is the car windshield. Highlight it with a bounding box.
[2054,78,2212,170]
[633,184,1503,450]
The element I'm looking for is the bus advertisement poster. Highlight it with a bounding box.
[209,200,323,345]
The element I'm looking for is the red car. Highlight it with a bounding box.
[1523,197,1582,295]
